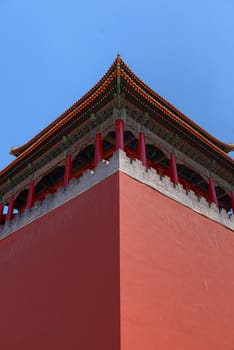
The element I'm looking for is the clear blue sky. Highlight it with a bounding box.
[0,0,233,169]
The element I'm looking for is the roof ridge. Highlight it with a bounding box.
[10,57,120,158]
[119,59,234,154]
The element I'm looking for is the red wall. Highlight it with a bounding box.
[120,172,234,350]
[1,171,234,349]
[0,174,120,349]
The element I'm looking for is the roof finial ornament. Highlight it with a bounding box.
[117,52,121,63]
[116,53,121,75]
[116,52,121,94]
[113,52,126,119]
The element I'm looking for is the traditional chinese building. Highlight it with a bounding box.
[0,55,233,349]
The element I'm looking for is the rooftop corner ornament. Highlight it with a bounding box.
[113,54,126,120]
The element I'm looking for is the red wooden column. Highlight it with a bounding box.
[26,179,35,209]
[170,152,178,185]
[208,176,218,206]
[0,202,3,223]
[138,132,147,167]
[230,191,234,211]
[6,194,15,221]
[63,153,72,187]
[115,119,124,150]
[94,133,103,167]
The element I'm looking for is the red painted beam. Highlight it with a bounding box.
[63,153,72,187]
[94,133,103,167]
[208,177,218,206]
[170,152,178,185]
[26,180,35,209]
[138,132,147,167]
[6,195,15,221]
[115,119,124,150]
[230,191,234,211]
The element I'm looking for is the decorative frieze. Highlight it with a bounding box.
[0,150,233,240]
